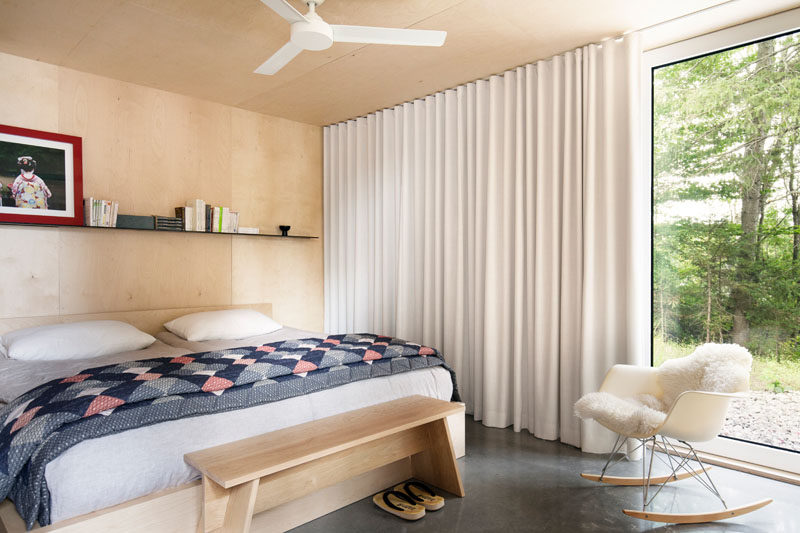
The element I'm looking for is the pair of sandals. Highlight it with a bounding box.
[372,480,445,521]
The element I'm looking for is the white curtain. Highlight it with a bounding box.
[324,34,643,451]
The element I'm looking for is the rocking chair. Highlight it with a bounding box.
[575,343,772,524]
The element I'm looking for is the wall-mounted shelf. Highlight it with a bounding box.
[0,222,318,239]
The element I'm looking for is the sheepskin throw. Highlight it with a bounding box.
[574,343,752,438]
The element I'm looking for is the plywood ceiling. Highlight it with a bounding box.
[0,0,793,125]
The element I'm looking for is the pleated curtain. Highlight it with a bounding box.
[324,34,643,452]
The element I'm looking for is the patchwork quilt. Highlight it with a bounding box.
[0,334,458,529]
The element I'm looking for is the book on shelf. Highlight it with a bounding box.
[221,207,229,233]
[116,215,154,229]
[175,206,195,231]
[211,206,228,233]
[205,205,213,232]
[176,200,242,234]
[111,201,118,227]
[83,197,92,226]
[186,199,205,232]
[80,198,265,237]
[206,206,240,233]
[83,198,119,227]
[154,215,183,231]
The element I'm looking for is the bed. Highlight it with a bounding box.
[0,304,464,533]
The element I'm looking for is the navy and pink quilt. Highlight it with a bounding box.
[0,334,457,528]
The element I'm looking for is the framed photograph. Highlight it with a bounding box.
[0,124,83,226]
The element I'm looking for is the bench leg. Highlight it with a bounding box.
[201,477,259,533]
[201,477,229,533]
[411,418,465,497]
[221,479,259,533]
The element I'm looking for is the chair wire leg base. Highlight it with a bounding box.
[598,433,628,482]
[679,439,727,509]
[641,437,656,510]
[587,434,773,523]
[593,434,729,511]
[640,437,727,510]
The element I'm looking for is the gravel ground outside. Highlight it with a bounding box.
[721,390,800,452]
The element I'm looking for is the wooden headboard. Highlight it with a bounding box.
[0,303,273,337]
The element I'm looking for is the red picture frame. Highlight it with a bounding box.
[0,124,83,226]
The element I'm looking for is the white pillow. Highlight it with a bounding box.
[0,320,156,361]
[163,309,282,342]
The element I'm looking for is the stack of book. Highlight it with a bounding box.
[205,205,240,233]
[84,198,119,227]
[174,207,195,231]
[176,200,241,233]
[154,216,183,231]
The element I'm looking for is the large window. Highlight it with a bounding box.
[652,29,800,453]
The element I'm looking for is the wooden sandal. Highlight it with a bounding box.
[394,480,445,511]
[372,490,426,520]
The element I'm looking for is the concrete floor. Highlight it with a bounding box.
[291,416,800,532]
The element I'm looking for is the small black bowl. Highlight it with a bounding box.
[279,225,291,236]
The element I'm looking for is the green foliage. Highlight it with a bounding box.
[779,336,800,362]
[653,338,800,392]
[653,32,800,383]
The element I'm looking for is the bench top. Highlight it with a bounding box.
[184,395,463,488]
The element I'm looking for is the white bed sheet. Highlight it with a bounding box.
[46,366,453,523]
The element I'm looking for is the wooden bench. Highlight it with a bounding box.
[184,395,466,533]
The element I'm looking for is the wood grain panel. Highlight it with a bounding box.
[8,0,793,125]
[1,482,204,533]
[231,237,323,332]
[57,68,233,217]
[220,479,258,533]
[0,2,123,68]
[58,228,232,314]
[0,227,60,319]
[250,429,428,514]
[0,303,273,337]
[248,459,412,533]
[184,396,463,487]
[410,418,465,497]
[61,0,360,108]
[230,108,322,235]
[0,52,322,340]
[0,52,59,131]
[197,0,800,125]
[0,461,412,533]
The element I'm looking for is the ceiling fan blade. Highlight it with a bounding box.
[260,0,307,24]
[331,25,446,47]
[254,41,303,75]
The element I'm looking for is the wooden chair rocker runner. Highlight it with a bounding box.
[575,344,773,524]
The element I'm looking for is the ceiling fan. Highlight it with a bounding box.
[255,0,447,75]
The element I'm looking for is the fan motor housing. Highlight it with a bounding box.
[291,18,333,51]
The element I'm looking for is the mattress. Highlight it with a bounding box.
[46,366,453,522]
[6,328,453,524]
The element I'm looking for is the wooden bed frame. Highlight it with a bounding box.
[0,304,466,533]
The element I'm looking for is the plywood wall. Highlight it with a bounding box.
[0,52,323,331]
